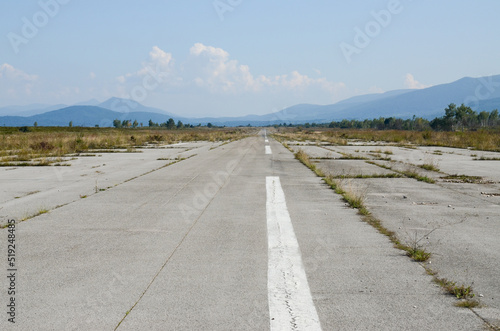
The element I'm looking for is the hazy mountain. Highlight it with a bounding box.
[0,106,172,127]
[98,97,177,117]
[1,75,499,127]
[477,97,500,111]
[0,104,67,117]
[334,89,413,106]
[263,75,500,123]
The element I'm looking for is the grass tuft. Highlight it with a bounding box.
[405,247,431,262]
[441,174,485,184]
[419,163,440,172]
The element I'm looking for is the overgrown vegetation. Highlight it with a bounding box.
[329,173,403,179]
[0,127,252,164]
[366,161,436,184]
[273,126,500,152]
[287,144,487,311]
[271,103,499,132]
[474,156,500,161]
[441,174,486,184]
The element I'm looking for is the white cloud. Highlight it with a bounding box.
[368,86,385,94]
[116,46,174,86]
[89,72,96,80]
[272,71,345,93]
[0,63,38,82]
[0,63,38,98]
[188,43,259,92]
[404,73,429,89]
[186,43,346,96]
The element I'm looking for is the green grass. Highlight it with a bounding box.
[366,161,436,183]
[295,149,324,177]
[419,163,440,172]
[405,247,431,262]
[474,156,500,161]
[338,153,369,160]
[434,277,475,299]
[441,174,484,183]
[401,169,436,183]
[454,299,480,308]
[19,208,49,222]
[330,173,403,179]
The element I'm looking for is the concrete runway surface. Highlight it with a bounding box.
[0,131,494,330]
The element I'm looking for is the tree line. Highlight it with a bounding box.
[112,118,216,129]
[275,104,499,131]
[110,103,499,131]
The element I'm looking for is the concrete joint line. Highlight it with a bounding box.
[114,141,252,330]
[266,176,322,331]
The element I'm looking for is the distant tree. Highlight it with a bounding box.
[132,120,138,128]
[444,103,458,130]
[176,120,184,129]
[113,119,122,128]
[478,111,490,128]
[489,109,499,126]
[207,122,213,128]
[455,104,476,131]
[166,118,176,129]
[33,121,38,127]
[122,120,131,128]
[69,121,73,127]
[430,117,447,131]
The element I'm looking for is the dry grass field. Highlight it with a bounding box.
[0,127,253,166]
[273,127,500,152]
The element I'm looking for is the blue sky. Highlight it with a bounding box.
[1,0,499,117]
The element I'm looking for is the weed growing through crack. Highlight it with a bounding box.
[474,156,500,161]
[419,155,440,172]
[441,174,486,184]
[419,164,440,172]
[20,207,49,222]
[295,149,324,177]
[325,176,369,214]
[367,161,436,183]
[402,228,435,262]
[285,139,487,311]
[435,277,476,299]
[402,165,436,183]
[330,173,403,179]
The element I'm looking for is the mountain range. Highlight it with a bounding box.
[1,75,499,127]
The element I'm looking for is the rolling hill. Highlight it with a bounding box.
[0,75,499,127]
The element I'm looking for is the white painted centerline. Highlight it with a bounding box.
[266,176,322,331]
[265,146,272,154]
[265,139,269,143]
